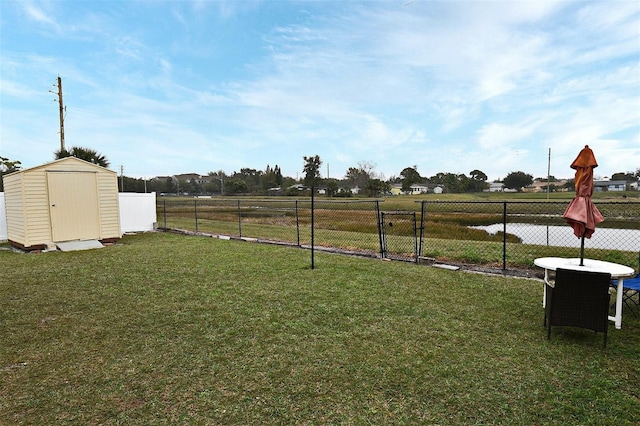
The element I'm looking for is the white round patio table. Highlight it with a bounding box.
[534,257,635,329]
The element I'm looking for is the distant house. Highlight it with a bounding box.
[389,184,404,195]
[410,184,430,194]
[174,173,212,184]
[388,183,441,195]
[594,180,627,192]
[523,182,544,193]
[288,184,308,191]
[153,174,213,186]
[488,182,504,192]
[524,180,567,193]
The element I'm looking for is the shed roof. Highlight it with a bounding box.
[5,157,117,177]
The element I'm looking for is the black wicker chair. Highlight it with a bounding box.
[544,268,612,348]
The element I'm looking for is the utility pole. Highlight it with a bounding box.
[120,165,124,192]
[49,76,65,151]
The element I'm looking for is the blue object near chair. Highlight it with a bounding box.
[611,275,640,318]
[611,251,640,318]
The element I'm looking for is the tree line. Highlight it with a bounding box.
[1,150,638,195]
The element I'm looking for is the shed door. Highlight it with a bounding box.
[47,171,100,242]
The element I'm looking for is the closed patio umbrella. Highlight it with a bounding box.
[562,145,604,265]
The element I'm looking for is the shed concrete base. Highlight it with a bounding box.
[56,240,104,252]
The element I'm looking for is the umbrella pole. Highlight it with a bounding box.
[580,232,585,266]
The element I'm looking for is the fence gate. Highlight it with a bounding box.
[380,212,418,262]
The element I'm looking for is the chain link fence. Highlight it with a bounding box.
[157,198,640,273]
[419,201,640,272]
[381,211,419,262]
[158,198,383,255]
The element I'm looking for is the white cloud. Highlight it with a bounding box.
[114,36,144,60]
[23,2,60,31]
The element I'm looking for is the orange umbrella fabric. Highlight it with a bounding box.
[562,145,604,238]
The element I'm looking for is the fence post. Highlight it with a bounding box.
[311,187,315,270]
[163,199,166,229]
[419,201,426,259]
[194,199,198,233]
[295,200,300,246]
[237,200,242,238]
[502,201,507,270]
[412,211,419,263]
[376,200,383,257]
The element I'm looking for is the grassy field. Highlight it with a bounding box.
[2,232,640,425]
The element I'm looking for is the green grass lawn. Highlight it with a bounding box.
[1,232,639,425]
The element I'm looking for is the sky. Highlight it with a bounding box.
[1,0,639,182]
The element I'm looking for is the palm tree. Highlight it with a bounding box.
[55,146,110,168]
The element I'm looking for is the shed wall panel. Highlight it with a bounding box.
[3,173,26,244]
[22,170,52,245]
[96,174,120,237]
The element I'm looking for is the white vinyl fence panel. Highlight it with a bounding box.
[0,192,156,241]
[119,192,157,233]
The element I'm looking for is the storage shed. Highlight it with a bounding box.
[2,157,121,251]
